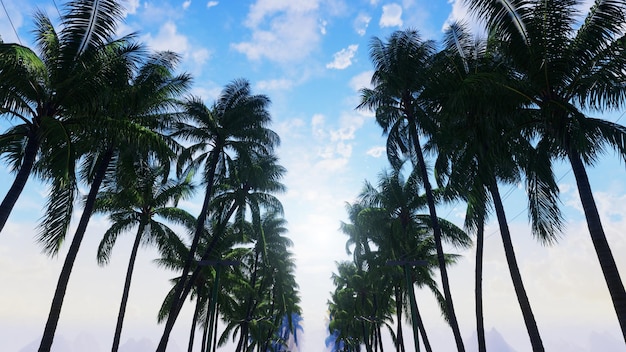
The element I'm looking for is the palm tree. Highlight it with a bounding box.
[37,16,190,351]
[157,79,280,350]
[357,29,466,351]
[0,2,130,233]
[427,22,564,351]
[94,159,195,352]
[356,168,470,351]
[464,0,626,342]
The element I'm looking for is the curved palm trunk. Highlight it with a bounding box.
[405,266,433,352]
[475,219,486,352]
[568,151,626,342]
[158,151,221,351]
[159,200,238,351]
[0,131,40,233]
[409,126,465,352]
[394,285,405,352]
[487,177,544,351]
[111,222,145,352]
[188,294,202,352]
[39,148,113,352]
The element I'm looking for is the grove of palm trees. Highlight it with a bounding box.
[1,0,626,351]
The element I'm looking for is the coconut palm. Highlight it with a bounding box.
[93,159,195,352]
[356,167,470,351]
[464,0,626,342]
[37,26,190,352]
[357,29,466,351]
[159,151,285,350]
[0,1,132,233]
[428,22,564,350]
[157,80,280,350]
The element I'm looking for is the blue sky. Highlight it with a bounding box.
[1,0,626,351]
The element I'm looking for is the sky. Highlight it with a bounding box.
[1,0,626,351]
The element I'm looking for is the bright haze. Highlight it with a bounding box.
[1,0,625,351]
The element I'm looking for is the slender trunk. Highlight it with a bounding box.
[205,266,221,352]
[487,177,544,351]
[411,296,432,352]
[211,300,219,352]
[405,266,432,352]
[0,131,40,233]
[377,324,384,352]
[235,325,246,352]
[568,151,626,343]
[475,218,486,352]
[188,293,202,352]
[394,285,404,352]
[409,126,464,351]
[111,223,145,352]
[157,188,234,352]
[201,297,210,352]
[158,151,221,351]
[39,149,114,352]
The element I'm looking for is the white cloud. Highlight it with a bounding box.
[319,19,328,35]
[326,44,359,70]
[349,70,373,91]
[123,0,140,16]
[256,78,295,91]
[232,1,322,63]
[144,21,189,53]
[143,21,211,74]
[206,1,218,8]
[182,0,192,10]
[367,146,386,158]
[311,114,327,139]
[354,13,371,36]
[380,3,403,28]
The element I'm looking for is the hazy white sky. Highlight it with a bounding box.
[1,0,626,351]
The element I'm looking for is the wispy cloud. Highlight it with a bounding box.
[123,0,140,16]
[380,3,403,27]
[207,1,218,8]
[326,44,359,70]
[256,78,295,91]
[143,21,211,73]
[354,13,372,36]
[232,1,322,63]
[366,146,386,158]
[349,70,373,91]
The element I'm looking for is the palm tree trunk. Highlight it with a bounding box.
[409,126,465,352]
[211,300,219,352]
[39,148,114,352]
[158,151,221,351]
[487,177,544,351]
[405,266,433,352]
[111,222,145,352]
[188,294,202,352]
[0,131,40,233]
[568,151,626,342]
[475,218,486,352]
[201,297,210,352]
[394,285,404,352]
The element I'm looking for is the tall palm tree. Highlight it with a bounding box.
[158,151,284,350]
[464,0,626,342]
[157,79,280,350]
[0,2,131,233]
[357,29,466,351]
[94,159,195,352]
[357,168,470,351]
[428,22,564,351]
[36,16,190,352]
